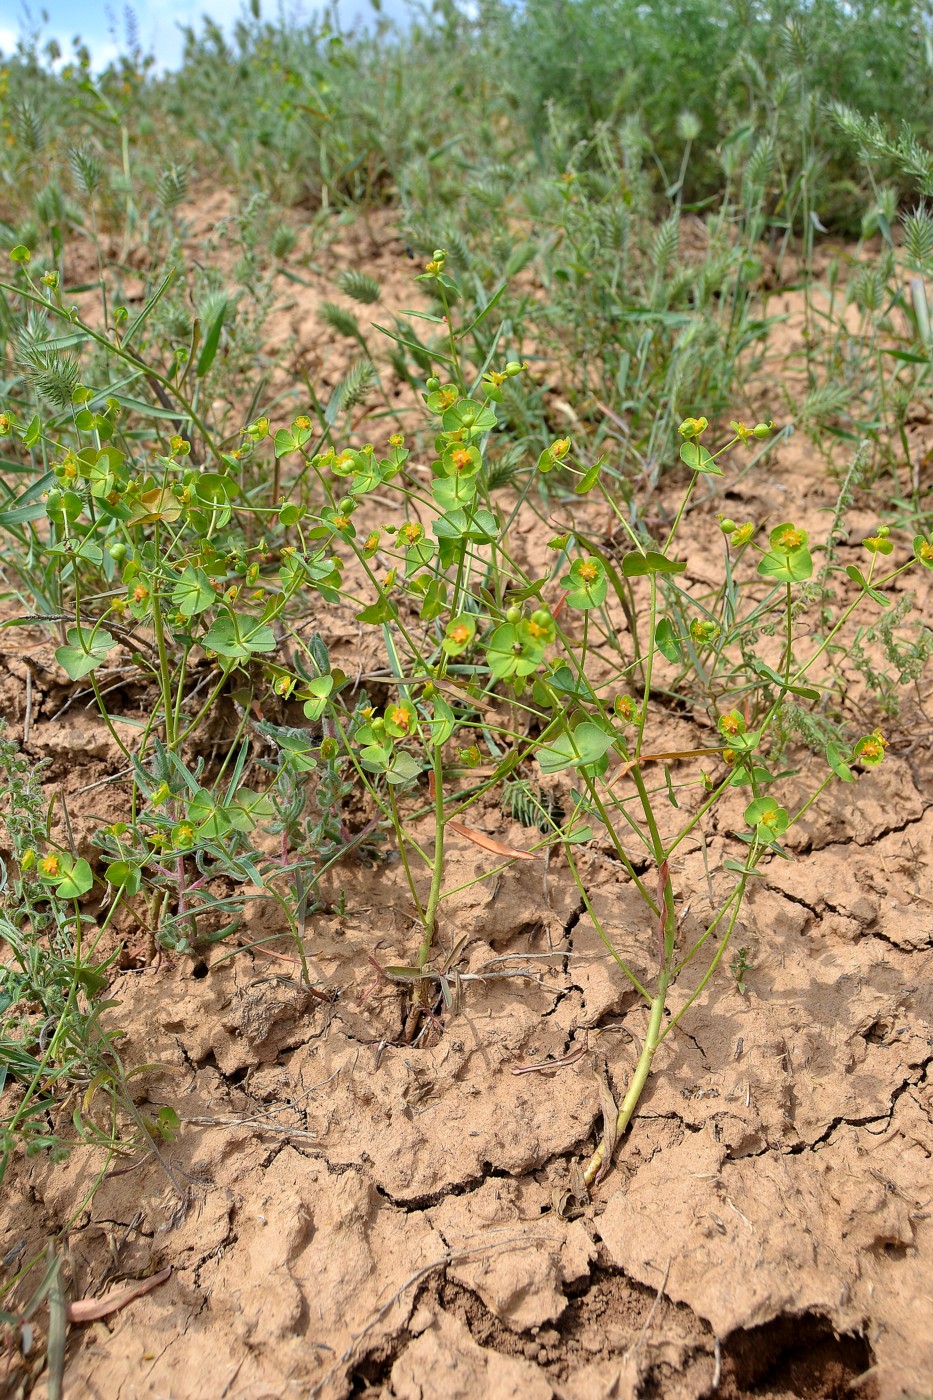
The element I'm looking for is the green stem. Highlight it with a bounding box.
[662,473,697,556]
[388,786,427,926]
[174,667,230,748]
[562,842,651,1002]
[636,574,657,759]
[89,674,134,763]
[415,745,446,974]
[150,587,176,748]
[582,977,668,1187]
[656,883,747,1045]
[784,581,793,686]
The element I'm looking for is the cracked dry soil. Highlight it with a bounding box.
[3,690,933,1400]
[1,234,932,1400]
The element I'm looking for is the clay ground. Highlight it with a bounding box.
[1,207,932,1400]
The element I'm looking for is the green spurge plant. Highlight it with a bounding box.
[274,252,930,1173]
[0,240,363,976]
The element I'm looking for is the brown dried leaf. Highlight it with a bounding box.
[66,1266,172,1323]
[593,1060,620,1186]
[447,818,538,861]
[554,1160,590,1219]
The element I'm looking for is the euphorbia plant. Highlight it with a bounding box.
[302,331,927,1164]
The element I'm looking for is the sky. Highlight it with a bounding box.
[0,0,410,71]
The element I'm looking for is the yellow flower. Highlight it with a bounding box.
[678,416,709,439]
[777,526,805,551]
[389,706,411,732]
[450,447,473,473]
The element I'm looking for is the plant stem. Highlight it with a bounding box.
[150,584,176,749]
[415,745,446,979]
[582,975,668,1187]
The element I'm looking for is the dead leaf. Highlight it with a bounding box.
[554,1159,590,1219]
[511,1032,589,1074]
[447,818,538,861]
[66,1266,172,1323]
[593,1060,620,1185]
[433,678,497,714]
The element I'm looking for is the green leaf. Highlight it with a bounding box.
[55,625,116,679]
[722,858,765,876]
[46,489,84,526]
[574,457,604,493]
[106,392,192,422]
[537,722,616,775]
[48,535,103,566]
[679,441,722,475]
[0,471,56,528]
[274,425,312,459]
[544,664,596,702]
[845,564,890,606]
[433,508,498,544]
[424,695,456,746]
[441,399,497,435]
[202,613,277,658]
[405,539,436,573]
[622,551,687,577]
[172,566,216,616]
[188,789,232,839]
[105,860,142,894]
[39,854,95,900]
[486,621,545,680]
[386,751,422,785]
[826,741,854,783]
[227,787,275,832]
[655,617,682,663]
[757,523,812,583]
[432,470,478,511]
[751,659,820,700]
[301,674,334,721]
[382,964,431,981]
[54,858,94,899]
[356,597,397,625]
[275,733,318,773]
[196,298,228,377]
[195,472,238,507]
[419,578,448,621]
